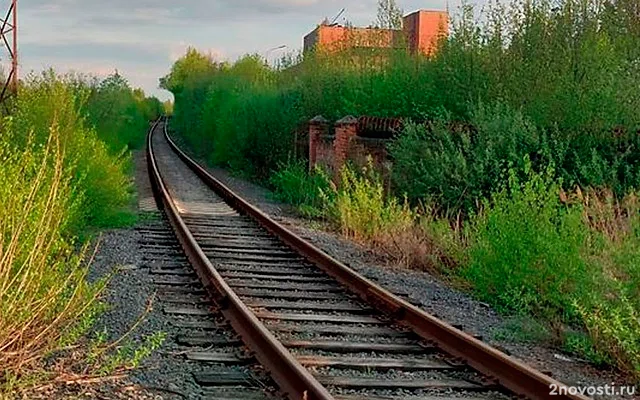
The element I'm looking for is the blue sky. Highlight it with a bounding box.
[17,1,473,101]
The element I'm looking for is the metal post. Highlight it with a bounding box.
[0,0,17,107]
[11,0,16,93]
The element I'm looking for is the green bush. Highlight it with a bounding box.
[0,128,103,391]
[391,103,640,212]
[0,71,153,392]
[85,72,163,153]
[462,159,639,376]
[462,160,589,319]
[11,73,134,231]
[269,161,332,218]
[329,163,414,242]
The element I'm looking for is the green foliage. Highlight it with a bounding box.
[491,316,553,343]
[463,161,639,376]
[93,331,166,376]
[269,161,332,218]
[11,72,135,231]
[391,104,545,210]
[0,71,156,393]
[85,72,163,153]
[0,112,102,389]
[162,51,290,176]
[58,300,109,349]
[392,103,640,212]
[463,160,589,319]
[329,162,414,242]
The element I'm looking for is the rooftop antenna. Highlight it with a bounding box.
[0,0,17,108]
[330,8,345,25]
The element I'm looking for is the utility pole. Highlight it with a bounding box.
[0,0,17,106]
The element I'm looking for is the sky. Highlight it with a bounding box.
[16,1,470,101]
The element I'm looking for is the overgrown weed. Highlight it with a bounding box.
[0,72,163,394]
[0,130,104,391]
[462,159,639,377]
[269,161,332,218]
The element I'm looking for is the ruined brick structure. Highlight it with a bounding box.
[303,10,449,56]
[307,115,402,184]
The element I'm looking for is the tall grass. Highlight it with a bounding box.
[0,72,160,392]
[269,161,332,218]
[0,132,102,386]
[12,73,136,230]
[330,163,414,243]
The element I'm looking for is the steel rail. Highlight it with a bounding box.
[160,118,589,400]
[146,118,334,400]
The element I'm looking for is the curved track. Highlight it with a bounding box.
[146,118,587,400]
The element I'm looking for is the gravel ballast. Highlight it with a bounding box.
[79,149,202,399]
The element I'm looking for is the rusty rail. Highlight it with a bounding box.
[159,118,588,400]
[147,118,333,400]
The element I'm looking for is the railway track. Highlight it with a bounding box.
[146,117,587,400]
[137,214,280,399]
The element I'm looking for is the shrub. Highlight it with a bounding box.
[391,104,551,211]
[85,72,163,153]
[462,159,590,320]
[11,73,134,231]
[0,71,154,392]
[462,159,639,377]
[269,161,332,218]
[0,122,102,390]
[327,162,414,242]
[392,102,640,213]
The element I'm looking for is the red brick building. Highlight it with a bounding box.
[303,10,449,56]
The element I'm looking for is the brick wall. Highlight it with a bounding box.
[303,9,449,56]
[315,134,335,173]
[308,115,393,183]
[347,136,391,180]
[333,116,358,178]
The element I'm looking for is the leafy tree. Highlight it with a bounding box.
[159,47,221,94]
[160,48,225,147]
[85,71,161,151]
[376,0,403,29]
[163,100,174,115]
